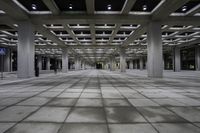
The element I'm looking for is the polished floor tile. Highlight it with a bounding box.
[0,70,200,133]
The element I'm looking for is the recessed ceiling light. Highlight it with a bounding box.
[31,4,37,10]
[182,6,187,12]
[69,4,73,9]
[142,5,147,11]
[107,4,111,10]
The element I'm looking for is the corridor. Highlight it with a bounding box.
[0,70,200,133]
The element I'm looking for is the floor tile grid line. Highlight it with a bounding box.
[2,74,81,133]
[0,83,59,111]
[0,72,68,86]
[0,81,48,103]
[56,71,93,133]
[150,99,187,108]
[98,72,111,133]
[161,106,200,129]
[0,78,66,98]
[22,76,84,124]
[2,70,90,133]
[169,98,200,107]
[0,75,75,111]
[111,72,200,130]
[123,79,199,128]
[2,79,70,132]
[108,72,160,133]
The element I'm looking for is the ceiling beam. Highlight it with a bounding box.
[63,24,80,44]
[0,0,28,20]
[178,38,200,47]
[85,0,95,14]
[0,14,198,25]
[42,0,60,15]
[30,14,150,24]
[35,25,66,48]
[186,4,200,16]
[152,0,190,20]
[102,0,137,61]
[121,0,136,14]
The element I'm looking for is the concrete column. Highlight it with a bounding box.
[3,48,11,72]
[78,60,81,70]
[37,55,42,70]
[62,48,68,73]
[129,60,133,69]
[46,57,51,70]
[10,50,13,72]
[174,47,181,72]
[75,57,79,70]
[140,57,143,70]
[110,57,115,71]
[120,48,126,72]
[70,62,74,70]
[134,60,138,69]
[58,60,62,70]
[17,22,35,78]
[82,62,85,70]
[147,21,163,78]
[195,46,200,71]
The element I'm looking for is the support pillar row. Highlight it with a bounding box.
[62,48,69,73]
[174,47,181,72]
[120,48,126,72]
[17,22,35,78]
[147,21,163,78]
[195,46,200,71]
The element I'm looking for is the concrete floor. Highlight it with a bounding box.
[0,70,200,133]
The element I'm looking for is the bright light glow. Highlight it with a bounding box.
[142,5,147,11]
[69,4,73,9]
[182,6,187,12]
[31,4,37,10]
[0,10,5,14]
[107,5,111,10]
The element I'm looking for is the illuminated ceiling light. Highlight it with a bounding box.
[69,4,73,9]
[182,6,187,12]
[107,4,111,10]
[31,4,37,10]
[142,5,147,11]
[13,24,18,27]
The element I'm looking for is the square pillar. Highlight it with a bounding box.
[3,48,11,72]
[120,48,126,72]
[129,60,133,69]
[174,47,181,72]
[17,22,35,78]
[134,60,138,69]
[82,62,85,70]
[62,48,68,73]
[147,21,163,78]
[110,56,115,71]
[75,57,79,70]
[46,57,50,70]
[196,46,200,71]
[140,57,144,70]
[37,55,42,70]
